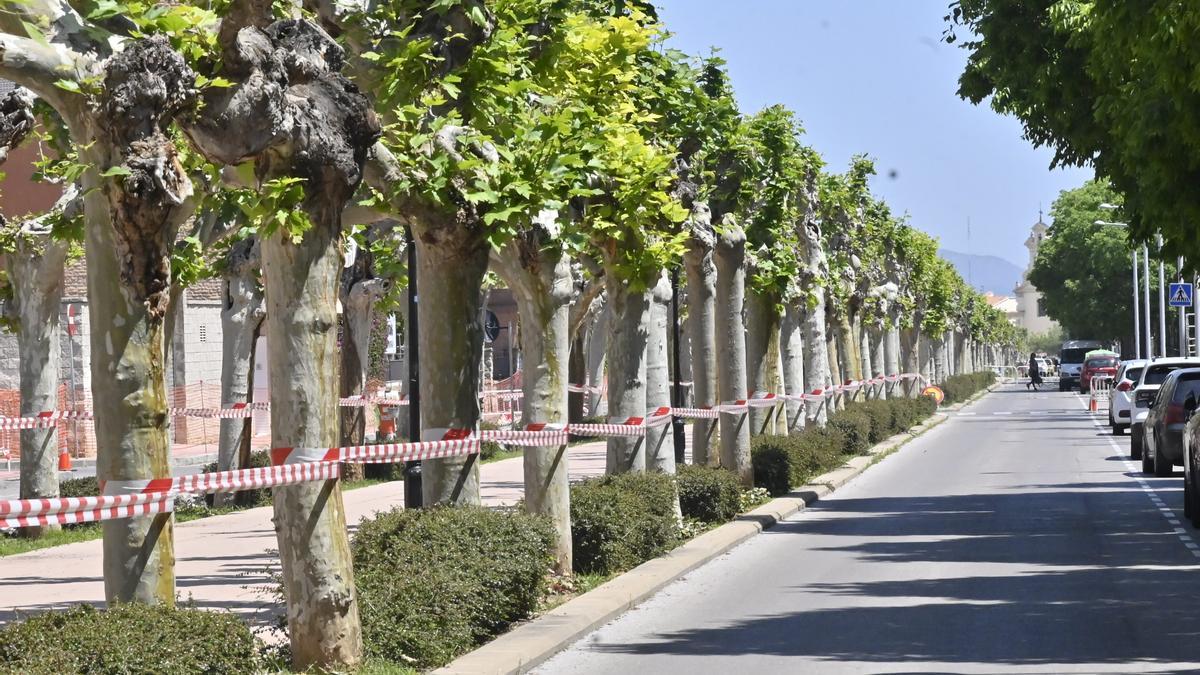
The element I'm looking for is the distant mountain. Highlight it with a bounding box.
[939,249,1024,296]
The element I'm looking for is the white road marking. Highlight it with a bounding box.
[1078,393,1200,559]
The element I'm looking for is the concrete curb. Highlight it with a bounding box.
[434,409,952,675]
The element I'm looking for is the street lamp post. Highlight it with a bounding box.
[1158,234,1167,357]
[1097,211,1147,358]
[1133,248,1141,358]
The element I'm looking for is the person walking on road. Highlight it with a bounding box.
[1027,352,1042,391]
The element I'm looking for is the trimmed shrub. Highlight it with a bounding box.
[353,506,555,670]
[751,440,792,496]
[479,420,503,460]
[0,603,260,674]
[58,476,99,499]
[854,400,897,442]
[941,371,996,405]
[750,396,937,495]
[677,465,742,524]
[571,473,681,576]
[827,409,872,455]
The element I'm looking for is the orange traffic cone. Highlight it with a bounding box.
[1089,396,1098,413]
[58,448,71,471]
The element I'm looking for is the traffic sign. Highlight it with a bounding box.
[1170,282,1194,307]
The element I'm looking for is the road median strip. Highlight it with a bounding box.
[435,405,960,675]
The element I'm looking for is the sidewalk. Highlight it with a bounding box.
[0,441,611,629]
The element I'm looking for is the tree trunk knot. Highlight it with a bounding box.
[98,36,197,321]
[189,20,379,206]
[0,87,34,164]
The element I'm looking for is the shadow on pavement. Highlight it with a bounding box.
[587,487,1200,667]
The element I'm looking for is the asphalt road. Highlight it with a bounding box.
[539,383,1200,674]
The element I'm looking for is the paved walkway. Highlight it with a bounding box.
[0,441,612,630]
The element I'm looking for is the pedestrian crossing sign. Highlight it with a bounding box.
[1170,282,1194,307]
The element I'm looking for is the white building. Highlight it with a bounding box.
[1013,214,1060,335]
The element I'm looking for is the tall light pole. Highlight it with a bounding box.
[1098,210,1145,358]
[1179,255,1188,356]
[1158,233,1167,357]
[1133,248,1141,358]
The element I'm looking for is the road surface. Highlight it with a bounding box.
[540,383,1200,674]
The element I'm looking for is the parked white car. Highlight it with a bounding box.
[1130,358,1200,458]
[1109,359,1147,435]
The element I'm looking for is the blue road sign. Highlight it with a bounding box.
[1170,282,1194,307]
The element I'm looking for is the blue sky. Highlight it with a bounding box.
[655,0,1094,267]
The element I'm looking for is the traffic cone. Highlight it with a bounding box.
[1089,396,1098,413]
[58,448,72,471]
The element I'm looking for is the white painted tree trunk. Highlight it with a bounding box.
[745,288,783,436]
[5,239,68,538]
[491,241,573,573]
[215,239,264,508]
[604,276,650,474]
[714,227,751,485]
[585,303,609,418]
[683,239,717,464]
[261,219,363,667]
[646,272,675,474]
[781,305,805,433]
[839,311,863,400]
[414,236,489,503]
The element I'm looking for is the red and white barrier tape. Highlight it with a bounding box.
[3,495,173,528]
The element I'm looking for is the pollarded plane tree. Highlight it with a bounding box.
[0,0,225,605]
[486,5,673,570]
[819,156,875,403]
[0,89,79,537]
[741,105,808,437]
[681,59,748,464]
[790,148,832,427]
[332,0,602,506]
[857,200,903,399]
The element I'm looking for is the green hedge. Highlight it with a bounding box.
[941,371,997,405]
[571,473,680,576]
[352,506,555,670]
[58,476,99,500]
[0,604,260,674]
[677,465,742,524]
[827,409,872,455]
[750,396,936,495]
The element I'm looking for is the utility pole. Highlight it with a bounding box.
[1133,249,1141,359]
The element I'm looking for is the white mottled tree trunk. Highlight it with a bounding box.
[492,240,573,573]
[415,235,488,503]
[826,311,843,411]
[5,239,68,538]
[683,238,717,464]
[646,272,675,474]
[781,305,805,433]
[807,296,833,423]
[885,325,901,398]
[714,227,751,485]
[261,215,362,666]
[870,326,887,400]
[745,288,782,436]
[604,276,649,474]
[585,303,609,418]
[83,167,177,606]
[215,239,264,508]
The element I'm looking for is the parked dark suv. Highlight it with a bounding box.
[1142,368,1200,477]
